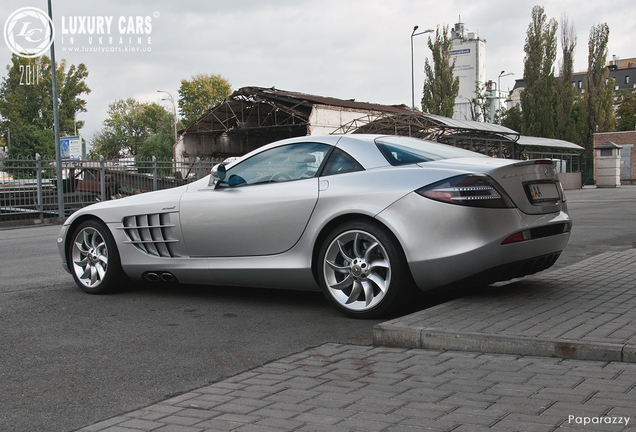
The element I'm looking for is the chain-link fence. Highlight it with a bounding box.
[0,155,221,222]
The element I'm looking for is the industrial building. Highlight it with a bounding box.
[449,20,487,121]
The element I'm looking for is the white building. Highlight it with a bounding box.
[450,21,486,121]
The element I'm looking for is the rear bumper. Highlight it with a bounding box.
[432,251,563,292]
[405,232,569,291]
[375,192,571,291]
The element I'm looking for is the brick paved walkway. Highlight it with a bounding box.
[375,249,636,363]
[79,343,635,432]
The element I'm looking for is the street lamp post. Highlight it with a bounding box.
[411,25,434,114]
[497,71,514,106]
[157,90,177,146]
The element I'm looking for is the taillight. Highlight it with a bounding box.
[416,174,515,208]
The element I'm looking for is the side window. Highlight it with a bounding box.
[221,143,330,187]
[321,148,364,176]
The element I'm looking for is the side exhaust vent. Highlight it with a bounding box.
[120,213,180,257]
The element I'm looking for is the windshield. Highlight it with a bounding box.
[375,136,488,166]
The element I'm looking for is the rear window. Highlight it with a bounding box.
[375,136,487,166]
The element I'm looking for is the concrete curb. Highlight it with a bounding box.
[374,323,636,363]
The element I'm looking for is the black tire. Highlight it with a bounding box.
[68,219,126,294]
[318,220,414,319]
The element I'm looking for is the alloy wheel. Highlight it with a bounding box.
[71,226,109,288]
[323,229,392,312]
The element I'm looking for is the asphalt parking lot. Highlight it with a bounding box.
[1,186,635,431]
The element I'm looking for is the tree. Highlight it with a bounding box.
[178,73,231,126]
[0,54,90,157]
[421,25,459,117]
[90,98,173,158]
[59,63,90,135]
[468,81,492,122]
[501,105,523,132]
[136,132,174,160]
[583,22,615,153]
[616,90,636,131]
[521,6,558,138]
[555,14,579,143]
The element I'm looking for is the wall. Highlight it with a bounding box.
[451,30,486,120]
[307,106,382,136]
[558,172,582,190]
[593,131,636,184]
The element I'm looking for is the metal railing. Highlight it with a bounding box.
[0,154,221,222]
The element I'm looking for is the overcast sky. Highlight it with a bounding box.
[1,0,634,139]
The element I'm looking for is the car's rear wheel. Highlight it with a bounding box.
[318,220,413,319]
[69,219,125,294]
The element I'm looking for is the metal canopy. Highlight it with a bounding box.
[517,136,585,152]
[184,88,311,135]
[334,112,520,157]
[334,112,584,158]
[422,113,519,135]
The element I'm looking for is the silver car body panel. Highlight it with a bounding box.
[58,134,571,293]
[180,178,319,257]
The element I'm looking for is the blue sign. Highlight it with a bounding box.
[60,136,82,160]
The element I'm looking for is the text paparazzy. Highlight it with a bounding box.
[568,415,630,426]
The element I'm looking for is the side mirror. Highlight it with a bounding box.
[209,163,226,186]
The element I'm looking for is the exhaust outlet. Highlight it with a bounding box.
[145,272,160,282]
[160,272,175,282]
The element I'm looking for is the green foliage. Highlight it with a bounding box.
[521,5,558,138]
[518,9,617,150]
[469,81,492,122]
[570,93,589,145]
[501,105,523,132]
[178,73,231,126]
[136,132,174,160]
[421,26,459,117]
[583,23,615,153]
[0,54,90,157]
[616,90,636,131]
[59,63,90,134]
[5,123,54,157]
[555,15,579,144]
[90,98,174,158]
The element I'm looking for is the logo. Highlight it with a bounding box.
[4,7,55,58]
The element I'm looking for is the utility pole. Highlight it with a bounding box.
[48,0,64,218]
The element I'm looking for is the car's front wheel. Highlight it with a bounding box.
[318,220,413,319]
[69,219,125,294]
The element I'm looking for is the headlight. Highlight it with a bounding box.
[416,174,515,209]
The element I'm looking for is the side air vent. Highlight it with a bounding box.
[119,213,180,258]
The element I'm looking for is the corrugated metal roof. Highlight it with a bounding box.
[423,113,519,135]
[243,87,414,114]
[516,136,584,151]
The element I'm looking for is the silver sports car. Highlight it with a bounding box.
[57,134,571,318]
